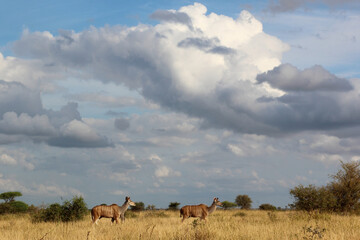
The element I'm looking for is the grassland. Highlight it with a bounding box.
[1,210,360,240]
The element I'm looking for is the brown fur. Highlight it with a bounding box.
[180,197,222,222]
[91,196,135,224]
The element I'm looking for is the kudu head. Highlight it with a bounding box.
[213,197,222,207]
[125,196,136,206]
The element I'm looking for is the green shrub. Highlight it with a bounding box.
[222,201,237,210]
[45,203,63,222]
[61,196,88,222]
[0,201,28,214]
[31,196,88,222]
[290,185,337,212]
[0,203,11,214]
[9,201,28,213]
[259,203,277,211]
[290,161,360,213]
[146,204,156,210]
[131,202,145,211]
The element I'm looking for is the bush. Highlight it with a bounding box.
[290,185,337,212]
[146,204,156,210]
[0,203,11,214]
[131,202,145,211]
[0,201,28,214]
[290,161,360,213]
[32,196,88,222]
[9,201,28,213]
[329,161,360,212]
[259,203,277,211]
[235,195,252,209]
[42,203,62,222]
[27,204,38,213]
[61,196,88,222]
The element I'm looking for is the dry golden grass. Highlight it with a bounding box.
[1,210,360,240]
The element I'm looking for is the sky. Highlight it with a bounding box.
[0,0,359,209]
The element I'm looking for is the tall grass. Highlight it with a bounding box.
[1,210,360,239]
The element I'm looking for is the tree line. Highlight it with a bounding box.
[0,192,88,222]
[1,160,360,222]
[289,161,360,213]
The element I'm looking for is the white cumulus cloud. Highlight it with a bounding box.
[155,166,181,178]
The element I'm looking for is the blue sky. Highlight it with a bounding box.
[0,0,360,209]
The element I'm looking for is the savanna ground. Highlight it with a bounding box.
[1,210,360,240]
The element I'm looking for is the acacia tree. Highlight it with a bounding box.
[329,161,360,212]
[222,201,237,210]
[0,192,22,203]
[235,195,252,209]
[168,202,180,210]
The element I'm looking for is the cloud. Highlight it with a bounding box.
[111,190,125,195]
[0,150,34,170]
[256,64,353,92]
[0,154,17,165]
[147,136,196,147]
[0,52,62,91]
[11,4,286,135]
[0,81,109,147]
[195,182,206,188]
[0,78,112,148]
[265,0,360,13]
[9,3,360,137]
[45,102,82,128]
[114,118,130,131]
[0,112,56,136]
[150,9,193,29]
[0,80,43,117]
[227,144,246,157]
[148,154,162,164]
[0,174,81,196]
[178,37,235,55]
[66,93,139,108]
[179,151,206,163]
[0,79,107,147]
[155,166,181,178]
[47,120,113,148]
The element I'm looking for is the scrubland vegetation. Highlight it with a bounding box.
[1,209,360,239]
[1,161,360,239]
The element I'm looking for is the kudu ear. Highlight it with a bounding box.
[125,196,130,201]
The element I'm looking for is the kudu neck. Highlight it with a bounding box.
[207,202,217,214]
[120,201,131,211]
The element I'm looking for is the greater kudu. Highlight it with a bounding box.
[180,197,222,222]
[91,196,136,224]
